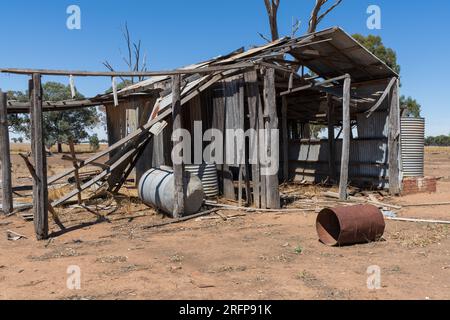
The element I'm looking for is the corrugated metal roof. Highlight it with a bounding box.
[117,27,397,97]
[289,27,398,82]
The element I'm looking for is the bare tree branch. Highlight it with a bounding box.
[308,0,343,34]
[262,0,281,41]
[103,22,149,84]
[102,61,126,83]
[291,17,301,37]
[258,32,272,43]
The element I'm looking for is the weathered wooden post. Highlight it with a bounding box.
[172,74,185,218]
[282,96,289,183]
[30,74,49,239]
[0,91,13,214]
[389,78,401,195]
[264,68,280,209]
[244,71,262,208]
[339,75,351,200]
[327,94,336,181]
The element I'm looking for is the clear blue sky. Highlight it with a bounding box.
[1,0,449,137]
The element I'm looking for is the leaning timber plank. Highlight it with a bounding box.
[365,77,397,118]
[48,108,172,185]
[52,138,150,207]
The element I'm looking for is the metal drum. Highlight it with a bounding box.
[185,163,219,198]
[138,168,205,217]
[316,205,386,246]
[401,118,425,177]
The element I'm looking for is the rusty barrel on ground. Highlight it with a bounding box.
[316,205,386,246]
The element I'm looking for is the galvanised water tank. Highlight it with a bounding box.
[401,118,425,177]
[138,168,205,217]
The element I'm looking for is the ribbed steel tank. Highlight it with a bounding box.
[185,163,219,198]
[138,168,205,217]
[401,118,425,177]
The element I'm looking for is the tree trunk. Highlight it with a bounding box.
[57,142,63,153]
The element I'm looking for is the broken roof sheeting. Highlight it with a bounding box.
[289,27,398,82]
[119,27,397,97]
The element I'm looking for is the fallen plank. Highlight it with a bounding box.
[204,201,316,212]
[386,217,450,225]
[401,202,450,208]
[142,208,221,229]
[322,191,402,210]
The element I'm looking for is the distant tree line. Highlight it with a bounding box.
[425,134,450,147]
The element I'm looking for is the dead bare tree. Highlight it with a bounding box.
[103,22,148,84]
[263,0,281,41]
[261,0,343,41]
[308,0,343,34]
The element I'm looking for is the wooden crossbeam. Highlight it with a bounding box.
[0,62,256,77]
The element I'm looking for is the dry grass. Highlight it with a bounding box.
[425,146,450,154]
[10,143,108,155]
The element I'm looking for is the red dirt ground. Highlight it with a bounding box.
[0,148,449,300]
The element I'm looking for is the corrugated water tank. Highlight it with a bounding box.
[401,118,425,177]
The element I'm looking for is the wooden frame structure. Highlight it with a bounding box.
[0,27,401,240]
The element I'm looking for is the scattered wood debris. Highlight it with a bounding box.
[6,230,28,241]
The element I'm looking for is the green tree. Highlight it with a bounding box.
[89,134,100,151]
[8,82,100,152]
[400,96,421,118]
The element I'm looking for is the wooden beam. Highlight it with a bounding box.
[0,91,13,214]
[263,68,280,209]
[365,77,397,118]
[0,62,256,77]
[280,74,349,96]
[30,74,49,240]
[172,75,185,218]
[339,75,351,200]
[389,78,401,195]
[244,71,261,208]
[68,140,83,205]
[327,94,336,181]
[6,98,119,114]
[282,96,289,182]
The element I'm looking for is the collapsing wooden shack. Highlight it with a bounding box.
[0,27,401,239]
